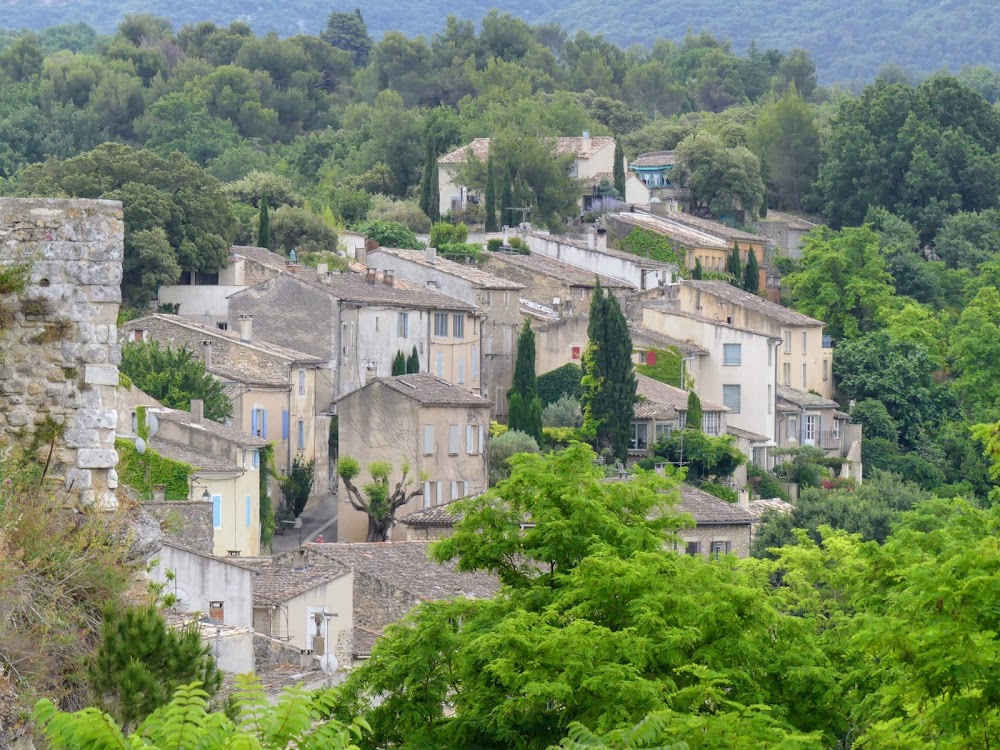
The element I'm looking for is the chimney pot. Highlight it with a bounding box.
[190,399,204,424]
[238,313,253,343]
[365,268,377,284]
[201,340,213,371]
[382,269,395,286]
[317,262,328,275]
[426,246,437,264]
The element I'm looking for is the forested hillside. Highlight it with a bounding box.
[1,0,998,82]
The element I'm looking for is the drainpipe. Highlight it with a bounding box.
[287,383,293,481]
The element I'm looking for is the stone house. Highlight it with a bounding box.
[663,280,833,398]
[515,229,676,291]
[776,384,862,482]
[227,268,484,402]
[283,542,498,663]
[642,303,780,451]
[752,211,820,260]
[437,133,619,217]
[673,483,756,558]
[122,313,328,486]
[363,246,524,420]
[629,151,689,207]
[334,374,491,542]
[631,373,729,456]
[117,388,268,557]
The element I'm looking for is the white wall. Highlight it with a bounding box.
[517,231,673,290]
[158,285,246,326]
[210,629,255,674]
[150,544,255,629]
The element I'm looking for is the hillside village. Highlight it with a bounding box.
[3,7,1000,748]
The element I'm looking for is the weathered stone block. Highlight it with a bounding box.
[64,428,100,448]
[64,468,93,490]
[74,408,117,429]
[77,448,118,468]
[83,364,118,386]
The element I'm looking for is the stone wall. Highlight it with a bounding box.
[143,501,214,554]
[352,570,421,642]
[0,199,124,508]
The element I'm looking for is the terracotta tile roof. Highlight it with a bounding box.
[295,267,479,312]
[677,484,756,525]
[484,252,634,290]
[581,172,616,190]
[630,325,708,355]
[245,560,350,605]
[755,211,819,231]
[438,136,615,165]
[661,210,765,243]
[682,280,825,327]
[400,499,464,528]
[296,542,499,601]
[231,244,295,271]
[775,384,840,409]
[150,437,240,473]
[151,407,269,448]
[636,374,727,413]
[367,247,523,290]
[633,400,676,421]
[631,151,677,168]
[609,211,728,249]
[124,314,322,365]
[726,426,771,443]
[748,498,795,518]
[337,374,492,408]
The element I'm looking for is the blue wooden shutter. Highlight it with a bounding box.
[212,496,222,529]
[262,410,268,439]
[251,409,258,435]
[282,410,289,440]
[245,495,252,527]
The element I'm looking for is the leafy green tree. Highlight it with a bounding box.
[676,131,765,219]
[509,319,543,442]
[0,33,44,83]
[582,282,637,460]
[750,87,821,210]
[685,390,702,430]
[280,455,315,518]
[726,247,742,283]
[484,154,498,233]
[934,208,1000,272]
[743,247,760,293]
[224,170,302,209]
[391,350,406,376]
[651,430,744,481]
[487,428,540,486]
[613,137,626,198]
[692,257,703,279]
[257,192,271,249]
[87,605,221,733]
[542,394,583,428]
[406,346,420,374]
[785,225,896,340]
[320,8,374,68]
[338,457,423,542]
[36,678,369,749]
[949,286,1000,418]
[134,92,240,166]
[418,138,439,221]
[120,340,233,421]
[270,205,338,254]
[355,219,423,250]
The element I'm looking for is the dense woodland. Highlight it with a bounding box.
[1,0,999,82]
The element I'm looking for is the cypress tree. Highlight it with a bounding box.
[686,390,703,431]
[509,319,542,442]
[392,350,406,376]
[613,138,627,199]
[726,247,742,285]
[484,155,498,232]
[257,192,271,250]
[500,166,514,228]
[428,145,440,221]
[743,248,760,293]
[693,257,703,279]
[406,345,420,374]
[582,281,637,460]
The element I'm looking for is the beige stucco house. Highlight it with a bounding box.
[631,374,729,457]
[122,314,327,485]
[776,385,862,482]
[363,245,523,420]
[335,374,492,542]
[437,133,619,218]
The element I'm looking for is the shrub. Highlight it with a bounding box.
[439,242,482,263]
[430,221,469,248]
[270,205,339,254]
[693,481,738,503]
[488,429,540,486]
[355,219,423,250]
[486,237,503,252]
[367,195,431,233]
[543,395,583,428]
[537,363,584,406]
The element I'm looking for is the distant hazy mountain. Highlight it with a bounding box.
[2,0,997,82]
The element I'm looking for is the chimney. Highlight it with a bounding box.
[201,340,213,371]
[426,246,437,264]
[582,130,591,155]
[365,268,377,284]
[316,262,328,276]
[738,487,750,510]
[293,548,307,571]
[382,268,395,286]
[587,230,595,251]
[238,313,253,343]
[365,365,378,383]
[596,227,608,251]
[208,601,225,622]
[190,399,204,424]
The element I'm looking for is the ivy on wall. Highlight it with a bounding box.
[259,444,276,551]
[618,228,680,265]
[636,346,684,388]
[115,438,192,501]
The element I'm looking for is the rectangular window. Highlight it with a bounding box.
[639,351,648,365]
[685,541,701,556]
[789,416,798,442]
[297,419,305,450]
[398,312,409,338]
[833,420,841,440]
[783,362,791,385]
[449,425,460,455]
[703,411,719,435]
[423,481,431,509]
[767,385,772,415]
[245,495,252,527]
[452,314,464,339]
[471,346,478,379]
[463,480,469,497]
[710,540,732,557]
[479,425,485,454]
[804,415,817,444]
[723,343,741,366]
[212,495,222,529]
[823,359,829,381]
[768,344,772,367]
[783,331,792,354]
[722,385,741,414]
[466,424,475,454]
[801,363,807,388]
[298,369,306,397]
[655,423,673,441]
[251,450,259,469]
[423,425,434,455]
[457,358,465,384]
[435,352,444,377]
[375,316,380,332]
[436,482,442,505]
[802,331,807,353]
[434,312,448,337]
[451,480,459,501]
[282,410,289,441]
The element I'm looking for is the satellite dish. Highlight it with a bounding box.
[319,653,338,676]
[146,413,159,438]
[134,437,146,455]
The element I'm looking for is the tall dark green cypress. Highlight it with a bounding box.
[686,390,703,430]
[727,247,742,285]
[419,139,440,221]
[743,247,760,293]
[613,138,627,199]
[693,257,703,279]
[582,280,637,460]
[484,155,498,232]
[406,345,420,374]
[500,165,514,228]
[257,192,271,250]
[391,350,406,376]
[509,319,542,441]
